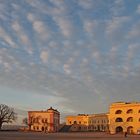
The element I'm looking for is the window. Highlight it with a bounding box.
[115,110,122,114]
[115,118,123,122]
[139,118,140,122]
[33,126,35,130]
[42,127,44,131]
[45,119,47,123]
[127,109,133,114]
[138,110,140,113]
[127,117,133,122]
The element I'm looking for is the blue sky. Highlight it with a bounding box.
[0,0,140,124]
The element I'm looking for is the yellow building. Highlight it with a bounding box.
[109,102,140,134]
[88,114,109,132]
[28,107,60,133]
[66,113,109,132]
[66,114,89,131]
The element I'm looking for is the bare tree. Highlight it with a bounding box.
[22,117,28,126]
[0,104,17,130]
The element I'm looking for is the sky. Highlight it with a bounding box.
[0,0,140,124]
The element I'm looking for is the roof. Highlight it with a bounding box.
[28,107,59,113]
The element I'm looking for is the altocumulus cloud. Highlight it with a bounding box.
[0,0,140,123]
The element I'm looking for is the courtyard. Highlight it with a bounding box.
[0,132,140,140]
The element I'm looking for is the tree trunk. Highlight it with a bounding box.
[0,122,2,130]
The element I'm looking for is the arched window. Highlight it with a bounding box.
[127,117,133,122]
[42,119,44,123]
[115,118,123,122]
[79,126,82,130]
[74,121,77,124]
[45,119,47,123]
[138,110,140,113]
[139,118,140,122]
[127,109,133,114]
[115,110,122,114]
[33,126,35,130]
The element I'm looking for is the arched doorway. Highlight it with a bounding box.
[116,126,123,133]
[127,126,133,134]
[42,127,44,131]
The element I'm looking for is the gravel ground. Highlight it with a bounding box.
[0,131,140,140]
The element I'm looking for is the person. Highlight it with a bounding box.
[124,131,127,137]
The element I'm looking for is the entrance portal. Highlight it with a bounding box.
[127,126,133,134]
[116,126,123,133]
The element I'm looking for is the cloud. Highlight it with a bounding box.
[27,13,36,22]
[27,13,51,41]
[33,21,44,34]
[109,46,119,61]
[49,0,65,7]
[136,4,140,14]
[53,16,74,38]
[11,21,33,54]
[0,27,17,48]
[126,21,140,40]
[78,0,94,10]
[33,20,50,40]
[83,19,98,35]
[63,64,71,75]
[122,43,140,77]
[40,50,49,63]
[106,16,130,45]
[106,16,130,35]
[110,0,125,16]
[0,48,18,73]
[49,0,67,14]
[0,0,140,122]
[127,44,139,60]
[27,0,74,39]
[0,2,10,21]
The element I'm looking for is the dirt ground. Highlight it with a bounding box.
[0,131,140,140]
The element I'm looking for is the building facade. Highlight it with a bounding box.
[109,102,140,134]
[65,102,140,134]
[66,114,89,131]
[66,113,109,132]
[88,114,109,132]
[28,107,60,133]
